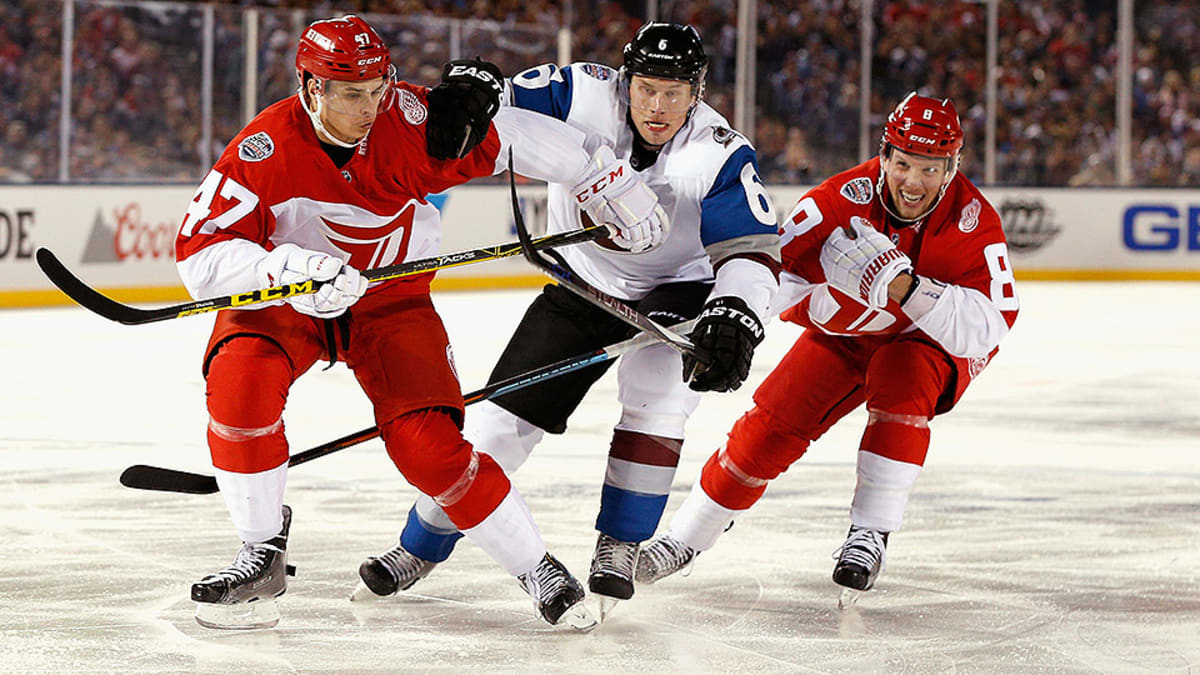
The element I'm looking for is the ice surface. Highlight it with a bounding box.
[1,282,1198,673]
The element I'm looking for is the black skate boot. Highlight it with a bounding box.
[832,526,888,608]
[634,534,697,585]
[518,553,596,631]
[192,505,294,629]
[350,540,438,601]
[588,533,639,620]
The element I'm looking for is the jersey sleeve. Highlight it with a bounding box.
[699,145,781,262]
[901,200,1019,357]
[506,63,577,122]
[175,147,280,299]
[777,178,847,283]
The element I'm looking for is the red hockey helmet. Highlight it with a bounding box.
[880,92,963,159]
[295,15,391,83]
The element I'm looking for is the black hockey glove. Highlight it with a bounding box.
[426,58,504,160]
[682,296,765,393]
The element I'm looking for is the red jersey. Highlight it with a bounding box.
[175,84,501,297]
[777,157,1019,402]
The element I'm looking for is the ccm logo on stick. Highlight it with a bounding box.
[1123,205,1200,251]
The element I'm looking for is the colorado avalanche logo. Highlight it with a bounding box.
[840,177,873,204]
[959,198,981,233]
[238,132,274,162]
[399,89,427,125]
[580,63,613,80]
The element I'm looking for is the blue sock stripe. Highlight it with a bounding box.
[595,485,669,543]
[399,506,462,563]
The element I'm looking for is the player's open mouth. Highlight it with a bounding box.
[644,121,670,133]
[899,190,925,205]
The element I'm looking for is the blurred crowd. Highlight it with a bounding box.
[1,0,1195,186]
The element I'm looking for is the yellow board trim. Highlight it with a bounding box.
[3,271,1198,309]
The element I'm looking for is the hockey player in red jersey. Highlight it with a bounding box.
[636,93,1020,605]
[176,15,666,630]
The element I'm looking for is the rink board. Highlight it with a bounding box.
[0,184,1198,307]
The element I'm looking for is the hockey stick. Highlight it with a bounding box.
[35,224,607,326]
[117,318,695,495]
[507,150,709,364]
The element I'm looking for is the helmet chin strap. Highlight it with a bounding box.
[299,81,362,149]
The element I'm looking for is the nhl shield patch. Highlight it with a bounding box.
[840,177,873,204]
[238,132,274,162]
[959,198,981,233]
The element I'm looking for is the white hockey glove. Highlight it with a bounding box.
[819,217,912,309]
[255,243,367,319]
[572,146,669,253]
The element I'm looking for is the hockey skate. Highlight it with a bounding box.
[634,534,697,585]
[832,526,888,609]
[350,540,438,602]
[588,533,639,621]
[518,553,597,632]
[192,505,294,630]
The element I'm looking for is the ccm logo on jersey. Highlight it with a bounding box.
[574,166,626,204]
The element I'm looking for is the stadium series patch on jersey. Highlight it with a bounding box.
[579,63,613,80]
[238,132,274,162]
[840,177,873,204]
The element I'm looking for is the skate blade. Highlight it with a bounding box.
[560,602,598,633]
[349,580,385,602]
[837,587,864,610]
[195,598,280,630]
[597,596,621,623]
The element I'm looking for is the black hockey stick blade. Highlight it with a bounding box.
[36,225,607,326]
[506,150,707,363]
[120,464,219,494]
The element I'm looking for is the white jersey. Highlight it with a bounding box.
[506,62,780,303]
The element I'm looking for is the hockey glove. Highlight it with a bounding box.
[572,146,669,253]
[425,58,504,160]
[256,243,367,319]
[819,217,912,309]
[683,296,765,393]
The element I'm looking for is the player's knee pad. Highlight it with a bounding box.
[615,343,699,438]
[851,449,923,532]
[699,406,811,510]
[381,408,510,529]
[205,337,292,473]
[462,400,544,473]
[860,409,931,466]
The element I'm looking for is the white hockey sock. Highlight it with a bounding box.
[850,450,922,532]
[213,462,288,544]
[668,480,744,552]
[462,488,546,576]
[463,400,545,473]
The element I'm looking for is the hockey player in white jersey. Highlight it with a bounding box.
[355,23,781,617]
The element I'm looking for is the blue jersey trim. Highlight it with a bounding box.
[509,64,575,122]
[699,145,777,247]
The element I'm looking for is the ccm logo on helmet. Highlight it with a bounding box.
[357,56,383,66]
[574,166,625,204]
[909,134,936,144]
